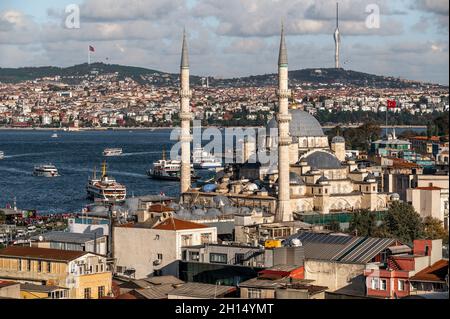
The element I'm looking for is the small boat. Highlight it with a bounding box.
[51,133,58,138]
[0,151,4,160]
[192,147,222,169]
[33,164,59,177]
[103,148,123,157]
[86,162,127,202]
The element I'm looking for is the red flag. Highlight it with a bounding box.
[89,45,95,52]
[387,100,397,109]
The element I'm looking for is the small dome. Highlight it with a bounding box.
[391,193,400,200]
[192,208,206,216]
[316,175,329,185]
[332,136,345,144]
[302,151,342,170]
[364,173,376,182]
[276,172,305,186]
[206,208,222,216]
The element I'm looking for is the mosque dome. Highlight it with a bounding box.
[316,175,329,185]
[302,151,342,170]
[267,110,325,138]
[364,173,377,182]
[275,172,305,186]
[391,193,400,201]
[332,136,346,144]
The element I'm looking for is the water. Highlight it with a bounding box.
[0,130,182,214]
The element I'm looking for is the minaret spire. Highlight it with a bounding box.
[334,2,341,69]
[275,23,292,222]
[179,29,192,196]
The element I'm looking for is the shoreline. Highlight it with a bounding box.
[0,125,428,131]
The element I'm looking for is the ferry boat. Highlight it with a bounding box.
[86,162,126,202]
[147,147,198,181]
[51,133,58,138]
[103,148,123,157]
[192,147,222,169]
[0,151,4,160]
[33,164,59,177]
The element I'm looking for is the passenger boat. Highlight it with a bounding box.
[86,162,126,202]
[0,151,4,160]
[33,164,59,177]
[103,148,123,157]
[192,147,222,169]
[147,146,198,181]
[51,133,58,138]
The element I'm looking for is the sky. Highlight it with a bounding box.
[0,0,448,84]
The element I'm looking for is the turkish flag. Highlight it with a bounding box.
[387,100,397,109]
[89,45,95,52]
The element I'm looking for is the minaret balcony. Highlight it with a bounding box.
[277,113,292,123]
[278,136,292,146]
[180,89,192,98]
[179,112,193,121]
[277,89,291,99]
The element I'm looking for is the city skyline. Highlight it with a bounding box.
[0,0,449,85]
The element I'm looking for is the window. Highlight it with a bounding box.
[201,233,212,244]
[235,253,245,265]
[37,261,42,272]
[84,288,91,299]
[18,259,22,271]
[210,253,227,264]
[371,278,379,290]
[181,235,193,246]
[380,279,387,291]
[189,251,200,262]
[247,288,262,299]
[26,259,31,271]
[157,253,163,260]
[98,286,105,298]
[47,262,51,273]
[398,280,405,291]
[96,265,99,273]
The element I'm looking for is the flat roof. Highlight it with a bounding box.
[30,231,106,244]
[168,282,236,298]
[0,246,87,262]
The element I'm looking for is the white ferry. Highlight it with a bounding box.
[0,151,4,160]
[86,162,126,202]
[192,147,222,169]
[147,147,198,181]
[33,164,59,177]
[51,133,58,138]
[103,148,123,157]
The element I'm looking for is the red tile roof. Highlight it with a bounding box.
[410,260,449,282]
[0,246,87,262]
[152,218,208,231]
[415,187,442,191]
[0,280,18,289]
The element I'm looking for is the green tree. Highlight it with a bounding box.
[422,216,449,245]
[349,209,379,237]
[383,202,423,244]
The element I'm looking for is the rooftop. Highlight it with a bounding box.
[30,231,106,244]
[410,260,449,283]
[167,282,236,298]
[152,217,209,231]
[0,246,87,262]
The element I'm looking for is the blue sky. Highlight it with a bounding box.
[0,0,448,84]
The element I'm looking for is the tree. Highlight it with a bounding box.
[349,209,379,237]
[382,202,423,244]
[422,216,449,245]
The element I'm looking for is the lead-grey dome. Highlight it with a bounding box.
[332,136,345,143]
[276,172,305,185]
[302,151,342,169]
[267,110,325,137]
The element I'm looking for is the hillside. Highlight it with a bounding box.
[0,63,444,89]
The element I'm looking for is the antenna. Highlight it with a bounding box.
[162,145,166,161]
[336,2,339,29]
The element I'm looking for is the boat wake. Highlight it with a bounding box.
[4,151,59,159]
[0,166,32,175]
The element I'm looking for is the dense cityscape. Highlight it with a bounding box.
[0,0,448,309]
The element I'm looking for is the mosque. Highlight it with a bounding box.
[177,26,398,222]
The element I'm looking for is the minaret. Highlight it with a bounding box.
[179,30,192,195]
[275,24,292,222]
[334,2,341,69]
